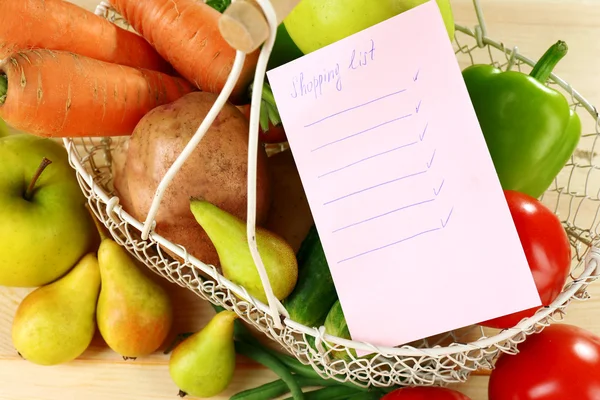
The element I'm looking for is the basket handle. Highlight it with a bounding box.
[140,0,292,329]
[218,0,301,53]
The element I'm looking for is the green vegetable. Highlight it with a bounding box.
[235,341,305,400]
[284,226,339,327]
[323,300,356,361]
[231,376,346,400]
[283,386,367,400]
[462,40,581,198]
[269,351,324,380]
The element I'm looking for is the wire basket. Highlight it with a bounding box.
[63,0,600,388]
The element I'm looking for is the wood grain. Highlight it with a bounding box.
[2,1,600,399]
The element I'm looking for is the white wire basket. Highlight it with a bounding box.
[64,0,600,388]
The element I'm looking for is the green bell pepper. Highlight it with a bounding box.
[462,40,581,199]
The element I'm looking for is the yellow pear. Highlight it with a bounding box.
[96,238,174,358]
[169,311,239,397]
[11,253,101,366]
[189,198,298,304]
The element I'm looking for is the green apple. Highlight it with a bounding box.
[283,0,455,54]
[0,134,99,287]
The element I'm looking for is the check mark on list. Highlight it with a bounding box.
[420,123,428,141]
[426,149,436,168]
[266,0,541,351]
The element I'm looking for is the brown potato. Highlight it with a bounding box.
[264,149,314,253]
[110,136,136,215]
[118,92,272,267]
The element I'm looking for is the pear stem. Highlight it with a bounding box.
[178,390,187,398]
[24,157,52,201]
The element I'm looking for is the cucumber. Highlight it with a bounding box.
[283,225,338,327]
[323,300,356,361]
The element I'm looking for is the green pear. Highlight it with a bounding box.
[169,311,239,398]
[96,238,174,359]
[189,199,298,304]
[0,134,99,287]
[11,253,101,366]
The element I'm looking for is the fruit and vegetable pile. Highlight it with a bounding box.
[1,0,600,399]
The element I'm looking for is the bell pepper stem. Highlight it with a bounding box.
[529,40,568,83]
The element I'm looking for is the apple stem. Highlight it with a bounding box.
[24,157,52,201]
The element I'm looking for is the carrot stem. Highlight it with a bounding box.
[0,74,7,104]
[25,157,52,201]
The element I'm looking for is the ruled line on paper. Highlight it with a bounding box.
[318,140,419,178]
[323,169,428,206]
[304,88,408,128]
[338,206,456,263]
[338,226,442,264]
[311,113,413,152]
[332,197,436,233]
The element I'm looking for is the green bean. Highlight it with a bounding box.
[269,351,375,393]
[229,378,295,400]
[235,341,305,400]
[269,352,322,380]
[345,391,386,400]
[230,376,326,400]
[283,386,363,400]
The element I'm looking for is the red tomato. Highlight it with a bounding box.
[381,386,472,400]
[488,323,600,399]
[241,104,288,144]
[479,190,572,329]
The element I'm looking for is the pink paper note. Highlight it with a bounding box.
[266,0,542,349]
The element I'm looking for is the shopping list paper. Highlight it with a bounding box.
[266,0,542,348]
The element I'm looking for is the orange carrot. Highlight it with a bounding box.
[109,0,260,104]
[0,49,196,138]
[0,0,173,74]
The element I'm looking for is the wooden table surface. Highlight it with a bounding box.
[1,1,600,399]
